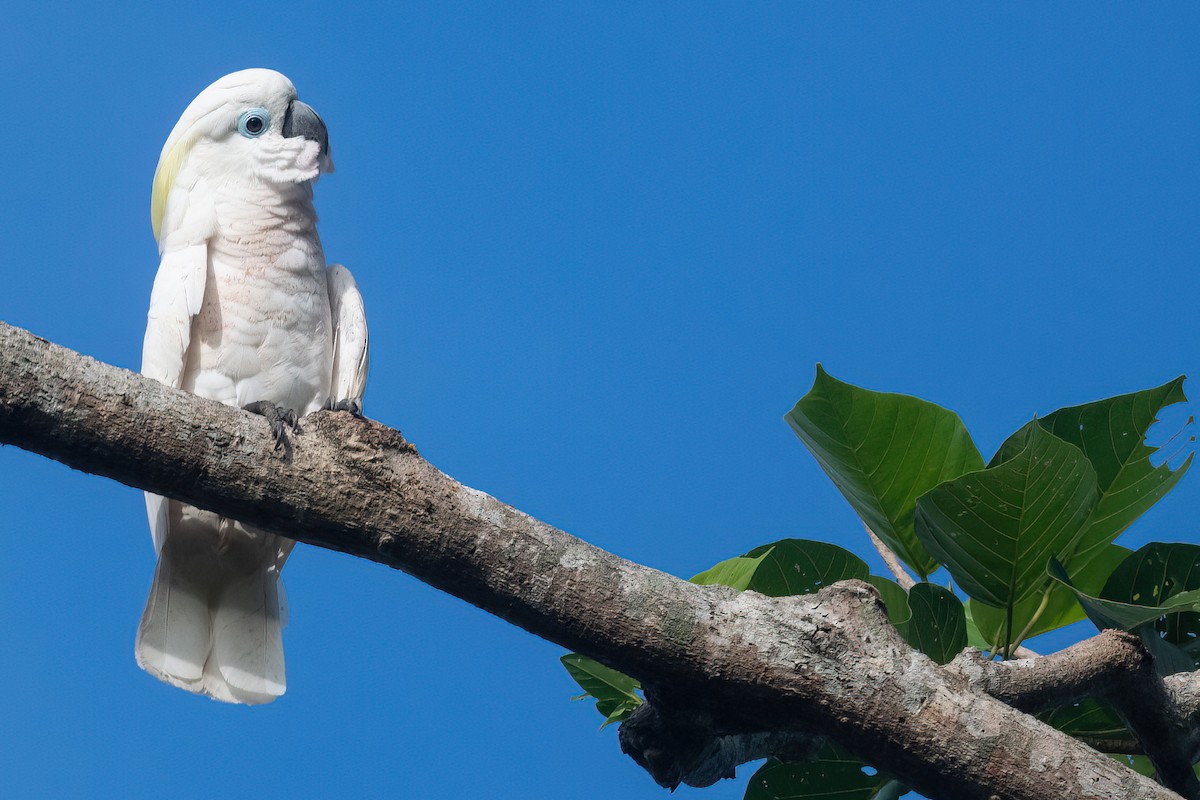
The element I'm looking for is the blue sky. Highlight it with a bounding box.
[2,4,1197,799]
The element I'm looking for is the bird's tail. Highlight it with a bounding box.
[135,510,288,705]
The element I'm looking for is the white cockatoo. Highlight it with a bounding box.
[137,69,369,704]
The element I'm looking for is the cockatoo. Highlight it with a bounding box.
[137,69,369,704]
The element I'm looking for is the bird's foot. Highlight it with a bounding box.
[323,397,364,417]
[243,401,301,452]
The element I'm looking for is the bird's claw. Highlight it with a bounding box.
[323,397,364,417]
[243,400,301,453]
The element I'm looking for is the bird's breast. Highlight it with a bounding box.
[183,191,333,414]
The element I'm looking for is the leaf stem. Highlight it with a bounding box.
[1003,603,1015,660]
[1011,589,1054,652]
[989,627,1006,662]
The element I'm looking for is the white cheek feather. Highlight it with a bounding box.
[292,140,324,181]
[255,136,323,184]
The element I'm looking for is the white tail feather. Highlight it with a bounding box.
[135,503,288,705]
[212,568,286,703]
[135,552,209,686]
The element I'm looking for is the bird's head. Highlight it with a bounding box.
[151,68,334,240]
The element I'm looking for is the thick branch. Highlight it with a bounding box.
[1118,665,1200,798]
[951,630,1200,797]
[618,701,822,789]
[0,319,1187,800]
[949,630,1147,713]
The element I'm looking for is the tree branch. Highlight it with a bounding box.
[950,630,1200,797]
[0,319,1189,800]
[618,700,823,789]
[1117,665,1200,798]
[949,630,1147,713]
[864,522,916,590]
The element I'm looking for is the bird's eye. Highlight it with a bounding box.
[237,108,270,138]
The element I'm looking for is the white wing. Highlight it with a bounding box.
[141,241,208,553]
[326,263,369,412]
[142,242,207,388]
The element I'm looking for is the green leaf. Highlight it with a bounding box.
[1041,698,1128,740]
[976,380,1193,647]
[963,600,991,651]
[745,750,908,800]
[690,548,774,591]
[992,380,1191,557]
[1100,543,1200,672]
[915,423,1099,611]
[969,544,1132,648]
[786,365,984,579]
[902,583,967,664]
[1110,755,1157,778]
[692,539,869,597]
[1037,378,1192,564]
[560,653,641,727]
[1101,542,1200,613]
[867,575,912,635]
[987,420,1036,468]
[1048,557,1200,633]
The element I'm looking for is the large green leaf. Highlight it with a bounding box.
[1048,557,1200,633]
[902,583,967,664]
[992,380,1192,565]
[745,750,909,800]
[1101,542,1200,613]
[1039,378,1192,564]
[786,366,984,579]
[560,654,642,727]
[969,544,1132,649]
[1098,543,1200,670]
[691,539,869,597]
[915,423,1098,611]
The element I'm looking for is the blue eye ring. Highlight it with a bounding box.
[238,108,270,138]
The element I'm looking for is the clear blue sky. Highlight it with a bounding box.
[2,4,1197,799]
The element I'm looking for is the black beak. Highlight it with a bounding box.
[282,100,330,160]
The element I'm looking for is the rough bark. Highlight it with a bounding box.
[0,319,1193,800]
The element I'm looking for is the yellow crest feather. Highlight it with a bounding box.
[150,137,197,241]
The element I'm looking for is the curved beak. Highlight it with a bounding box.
[283,100,333,172]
